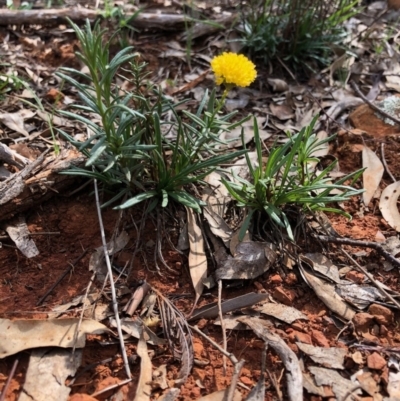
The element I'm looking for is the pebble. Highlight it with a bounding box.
[240,376,253,386]
[345,270,365,283]
[352,313,375,331]
[288,330,312,344]
[273,286,296,305]
[270,274,283,284]
[311,330,330,347]
[367,352,386,370]
[368,304,393,326]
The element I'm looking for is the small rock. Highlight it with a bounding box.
[352,351,364,364]
[190,387,201,398]
[253,281,265,292]
[368,304,393,326]
[270,274,283,284]
[285,272,297,285]
[371,324,380,336]
[197,319,208,330]
[345,270,365,283]
[367,352,386,370]
[380,325,388,336]
[193,368,206,382]
[311,330,330,347]
[273,286,296,305]
[291,322,304,331]
[240,376,253,386]
[193,339,205,358]
[352,313,375,332]
[288,330,312,344]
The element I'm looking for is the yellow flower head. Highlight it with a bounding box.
[211,52,257,88]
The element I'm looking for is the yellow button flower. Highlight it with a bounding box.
[211,52,257,88]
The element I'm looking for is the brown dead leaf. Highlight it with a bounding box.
[362,145,384,206]
[186,207,207,305]
[134,328,153,401]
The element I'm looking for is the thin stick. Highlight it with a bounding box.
[72,272,96,355]
[341,248,400,310]
[0,359,18,401]
[29,232,60,235]
[36,249,88,306]
[381,143,396,183]
[94,179,131,379]
[224,359,245,401]
[218,279,227,375]
[315,235,400,270]
[341,385,363,401]
[91,378,132,398]
[350,80,400,126]
[189,325,238,364]
[190,325,245,401]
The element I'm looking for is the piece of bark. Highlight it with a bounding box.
[0,148,84,222]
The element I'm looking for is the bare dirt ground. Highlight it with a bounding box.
[1,1,400,401]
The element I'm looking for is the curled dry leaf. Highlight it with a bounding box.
[267,78,289,92]
[379,181,400,231]
[298,262,356,321]
[0,318,108,358]
[215,241,277,280]
[18,348,81,401]
[186,207,207,304]
[238,316,303,401]
[134,328,153,401]
[296,343,347,369]
[362,145,384,206]
[0,109,35,137]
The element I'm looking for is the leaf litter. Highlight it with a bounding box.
[1,2,400,401]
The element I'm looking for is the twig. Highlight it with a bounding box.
[29,232,60,235]
[381,143,396,182]
[189,325,238,363]
[72,272,96,355]
[315,235,400,270]
[350,80,400,126]
[224,359,245,401]
[0,359,18,401]
[341,385,363,401]
[94,178,131,379]
[218,279,227,375]
[341,248,400,310]
[91,378,132,398]
[276,56,296,81]
[189,325,244,401]
[36,249,88,306]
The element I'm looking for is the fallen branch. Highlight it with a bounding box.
[350,80,400,126]
[0,7,232,35]
[315,235,400,270]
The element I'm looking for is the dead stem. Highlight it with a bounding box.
[94,178,131,379]
[381,143,396,183]
[351,80,400,126]
[218,279,227,375]
[0,358,18,401]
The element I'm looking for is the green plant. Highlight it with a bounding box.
[239,0,360,70]
[222,116,364,241]
[57,20,247,213]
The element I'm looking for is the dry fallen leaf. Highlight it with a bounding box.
[0,110,35,137]
[379,181,400,231]
[134,328,153,401]
[362,146,384,206]
[186,207,207,305]
[0,318,108,358]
